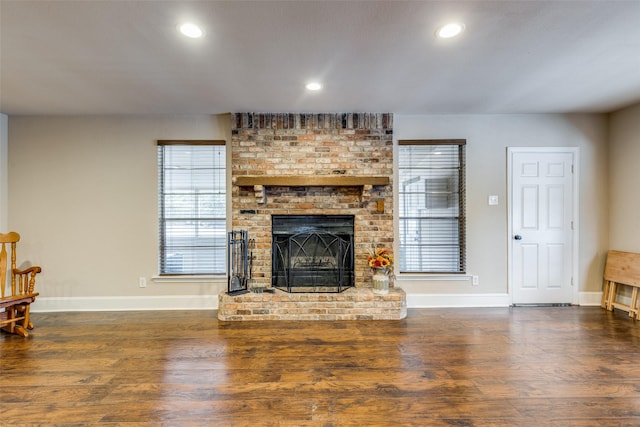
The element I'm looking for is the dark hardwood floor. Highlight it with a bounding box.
[2,307,640,426]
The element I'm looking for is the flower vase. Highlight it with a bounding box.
[372,268,389,294]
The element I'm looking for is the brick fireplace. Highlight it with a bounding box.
[218,113,406,320]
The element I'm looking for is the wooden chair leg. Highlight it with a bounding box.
[1,307,16,335]
[0,305,31,337]
[24,305,34,330]
[630,287,639,320]
[607,281,617,311]
[601,280,611,309]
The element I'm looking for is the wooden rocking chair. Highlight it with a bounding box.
[0,232,41,337]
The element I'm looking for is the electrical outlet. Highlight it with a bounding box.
[139,277,147,288]
[472,275,479,286]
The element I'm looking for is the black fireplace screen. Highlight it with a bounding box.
[272,215,354,293]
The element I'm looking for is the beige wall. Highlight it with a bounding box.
[1,114,7,232]
[394,114,610,302]
[7,113,612,309]
[609,102,640,252]
[8,115,231,306]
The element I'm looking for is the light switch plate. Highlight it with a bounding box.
[488,195,499,206]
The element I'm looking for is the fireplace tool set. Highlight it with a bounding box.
[227,230,273,295]
[227,230,250,295]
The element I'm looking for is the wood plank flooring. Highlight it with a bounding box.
[2,307,640,426]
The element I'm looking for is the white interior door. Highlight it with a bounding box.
[509,148,576,305]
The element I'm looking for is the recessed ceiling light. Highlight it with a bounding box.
[179,22,204,38]
[436,22,465,39]
[305,82,323,91]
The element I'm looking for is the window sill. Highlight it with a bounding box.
[152,275,226,284]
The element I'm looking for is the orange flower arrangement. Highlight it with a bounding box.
[368,248,393,270]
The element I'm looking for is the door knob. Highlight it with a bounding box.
[514,235,522,240]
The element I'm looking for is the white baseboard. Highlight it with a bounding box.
[32,291,606,312]
[32,295,218,312]
[407,293,511,308]
[579,292,603,306]
[408,292,605,308]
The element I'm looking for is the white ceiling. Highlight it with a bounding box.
[1,0,640,116]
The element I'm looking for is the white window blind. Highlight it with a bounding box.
[398,140,466,273]
[157,140,226,275]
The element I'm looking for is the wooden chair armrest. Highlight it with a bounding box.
[11,266,42,294]
[13,265,42,275]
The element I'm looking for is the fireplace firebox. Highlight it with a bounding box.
[272,215,354,293]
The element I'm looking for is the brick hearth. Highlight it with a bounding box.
[218,287,407,321]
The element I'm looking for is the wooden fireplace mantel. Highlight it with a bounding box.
[234,175,390,187]
[234,175,390,204]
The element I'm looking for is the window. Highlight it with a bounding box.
[157,140,226,275]
[398,139,466,273]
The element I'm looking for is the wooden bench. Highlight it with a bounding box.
[601,250,640,319]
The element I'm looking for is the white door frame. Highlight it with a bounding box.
[507,147,580,305]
